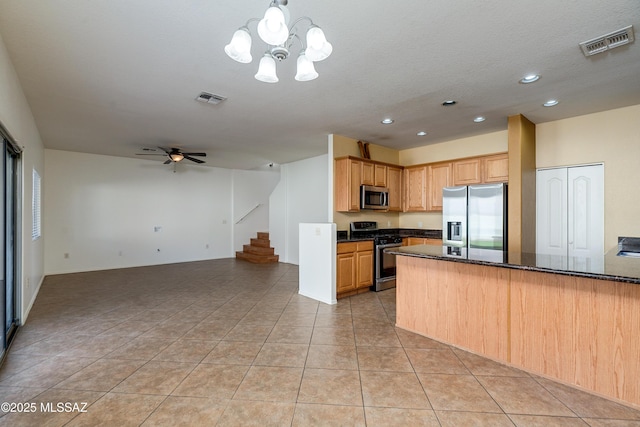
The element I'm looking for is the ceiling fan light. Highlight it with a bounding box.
[170,153,184,162]
[305,25,332,61]
[255,53,279,83]
[294,51,318,81]
[224,27,253,63]
[257,6,289,45]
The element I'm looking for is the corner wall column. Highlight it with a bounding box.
[507,114,536,253]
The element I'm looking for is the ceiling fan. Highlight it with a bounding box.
[137,147,207,164]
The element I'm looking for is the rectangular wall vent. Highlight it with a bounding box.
[580,25,634,56]
[196,92,227,105]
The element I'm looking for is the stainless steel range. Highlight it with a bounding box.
[350,222,403,292]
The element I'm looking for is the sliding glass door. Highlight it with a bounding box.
[1,132,20,360]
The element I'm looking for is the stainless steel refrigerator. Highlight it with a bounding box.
[442,183,507,250]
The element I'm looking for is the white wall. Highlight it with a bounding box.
[270,154,329,264]
[0,32,45,321]
[44,149,279,274]
[232,169,280,252]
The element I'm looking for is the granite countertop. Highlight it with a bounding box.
[337,228,442,243]
[387,244,640,285]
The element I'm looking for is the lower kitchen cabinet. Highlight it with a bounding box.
[337,241,373,298]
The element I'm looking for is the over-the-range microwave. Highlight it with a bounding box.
[360,185,389,210]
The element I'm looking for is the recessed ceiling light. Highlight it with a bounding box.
[417,131,427,136]
[442,100,457,106]
[381,118,394,124]
[543,99,559,107]
[473,116,486,123]
[519,74,540,84]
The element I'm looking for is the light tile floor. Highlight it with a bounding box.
[1,259,639,426]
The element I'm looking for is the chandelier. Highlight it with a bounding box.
[224,0,332,83]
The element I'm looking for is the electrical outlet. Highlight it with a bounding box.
[418,222,423,228]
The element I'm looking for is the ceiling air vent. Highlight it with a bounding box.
[580,25,634,56]
[195,92,227,105]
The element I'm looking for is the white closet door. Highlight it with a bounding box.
[536,164,604,271]
[567,165,604,270]
[536,168,568,258]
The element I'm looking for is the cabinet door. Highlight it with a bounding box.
[387,166,403,211]
[336,253,356,293]
[356,250,373,289]
[405,166,428,211]
[334,158,361,212]
[374,164,387,187]
[483,153,509,183]
[427,163,452,211]
[453,158,482,185]
[361,162,374,186]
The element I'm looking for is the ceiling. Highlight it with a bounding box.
[0,1,639,170]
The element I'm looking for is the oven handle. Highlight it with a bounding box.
[376,243,403,249]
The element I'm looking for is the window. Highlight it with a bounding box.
[32,168,41,240]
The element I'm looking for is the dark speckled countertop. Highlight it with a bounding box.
[337,228,442,242]
[387,243,640,285]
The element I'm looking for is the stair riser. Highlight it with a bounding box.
[243,245,274,255]
[250,238,271,248]
[257,232,270,240]
[235,251,279,264]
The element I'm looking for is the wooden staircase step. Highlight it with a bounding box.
[250,237,271,248]
[235,251,279,264]
[256,232,270,240]
[243,244,274,255]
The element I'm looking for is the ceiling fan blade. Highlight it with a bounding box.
[163,159,172,164]
[158,147,172,154]
[136,153,166,156]
[183,155,205,164]
[182,152,206,157]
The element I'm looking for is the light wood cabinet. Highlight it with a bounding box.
[404,166,428,211]
[427,162,452,211]
[453,158,482,185]
[356,241,373,289]
[337,241,373,297]
[336,253,356,293]
[387,166,403,211]
[361,162,374,186]
[482,153,509,183]
[334,158,362,212]
[374,164,387,187]
[405,237,441,246]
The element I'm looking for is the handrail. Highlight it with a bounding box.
[235,203,262,224]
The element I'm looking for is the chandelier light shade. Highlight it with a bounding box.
[305,25,333,62]
[294,50,318,81]
[257,6,289,46]
[255,53,279,83]
[224,27,252,63]
[224,0,332,83]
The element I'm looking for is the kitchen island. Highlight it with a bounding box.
[389,245,640,408]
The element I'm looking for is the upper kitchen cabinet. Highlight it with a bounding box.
[335,157,362,212]
[453,158,482,185]
[335,156,404,213]
[374,164,387,187]
[404,165,428,211]
[387,166,403,211]
[427,162,452,211]
[361,162,375,186]
[482,153,509,183]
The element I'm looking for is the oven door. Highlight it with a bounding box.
[374,242,401,291]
